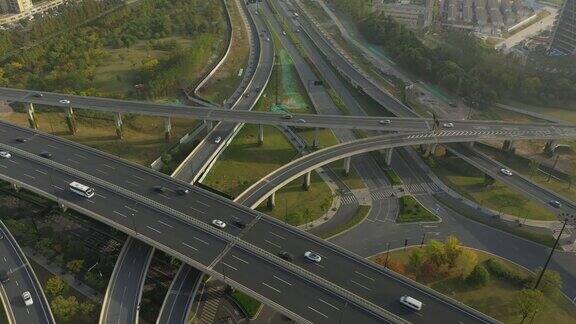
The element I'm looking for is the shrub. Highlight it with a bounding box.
[466,264,490,287]
[485,258,529,287]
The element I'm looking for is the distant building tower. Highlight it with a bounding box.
[0,0,32,14]
[550,0,576,55]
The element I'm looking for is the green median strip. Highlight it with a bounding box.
[397,196,439,223]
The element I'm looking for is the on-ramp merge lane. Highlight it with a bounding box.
[0,121,499,323]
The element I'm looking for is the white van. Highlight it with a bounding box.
[399,296,422,311]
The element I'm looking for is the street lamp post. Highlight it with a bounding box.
[533,214,572,290]
[385,242,391,268]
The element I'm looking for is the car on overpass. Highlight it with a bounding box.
[0,151,11,159]
[500,168,513,176]
[304,251,321,263]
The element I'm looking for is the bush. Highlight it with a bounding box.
[484,258,529,287]
[466,264,490,287]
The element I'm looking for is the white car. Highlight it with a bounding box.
[379,119,391,125]
[297,119,306,123]
[282,31,287,36]
[0,151,11,159]
[214,136,222,144]
[442,122,454,128]
[22,291,33,306]
[212,219,226,229]
[59,99,70,104]
[500,168,513,176]
[304,251,322,263]
[399,296,422,311]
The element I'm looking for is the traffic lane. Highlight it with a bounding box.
[0,126,255,235]
[0,232,51,323]
[452,144,576,215]
[0,153,228,267]
[158,265,202,324]
[216,246,385,324]
[103,239,153,324]
[242,219,485,324]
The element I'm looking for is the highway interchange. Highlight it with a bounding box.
[0,0,575,323]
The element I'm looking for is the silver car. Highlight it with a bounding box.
[304,251,321,263]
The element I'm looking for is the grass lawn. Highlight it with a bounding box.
[231,290,261,318]
[0,300,7,324]
[432,157,557,221]
[397,195,439,223]
[384,168,403,186]
[199,0,250,104]
[296,127,339,149]
[203,124,298,196]
[328,160,365,190]
[320,205,371,239]
[93,37,196,97]
[502,101,576,123]
[1,111,197,166]
[371,247,576,324]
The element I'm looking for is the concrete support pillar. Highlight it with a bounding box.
[502,140,516,152]
[258,124,264,146]
[11,183,19,192]
[385,148,393,166]
[466,141,475,148]
[424,143,435,157]
[59,202,68,212]
[27,103,38,129]
[114,113,123,139]
[267,191,276,209]
[343,156,351,176]
[205,120,213,134]
[164,116,172,142]
[312,127,320,149]
[302,172,311,190]
[65,107,77,134]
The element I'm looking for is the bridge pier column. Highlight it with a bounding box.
[343,156,351,176]
[258,124,264,146]
[205,120,213,134]
[424,143,436,157]
[65,107,77,134]
[466,142,475,148]
[114,113,123,139]
[302,172,311,191]
[502,140,516,153]
[385,148,393,166]
[312,128,320,149]
[267,192,276,209]
[164,116,172,142]
[11,183,20,192]
[59,202,68,212]
[27,103,38,129]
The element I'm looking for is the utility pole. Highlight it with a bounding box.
[274,54,279,105]
[385,242,391,267]
[534,217,570,290]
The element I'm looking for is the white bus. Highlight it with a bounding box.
[69,181,95,198]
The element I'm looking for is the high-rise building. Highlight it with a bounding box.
[0,0,32,14]
[550,0,576,56]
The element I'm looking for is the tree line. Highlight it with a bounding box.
[329,0,576,108]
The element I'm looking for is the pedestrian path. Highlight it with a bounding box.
[197,282,225,324]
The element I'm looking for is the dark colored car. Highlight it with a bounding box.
[32,92,43,98]
[176,188,190,195]
[233,220,246,229]
[549,200,562,208]
[277,251,294,262]
[39,152,52,158]
[153,186,166,193]
[16,138,28,143]
[0,270,10,284]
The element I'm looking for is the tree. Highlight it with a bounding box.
[387,260,406,275]
[516,289,544,323]
[459,249,478,278]
[532,267,562,297]
[443,236,462,268]
[46,276,69,298]
[79,301,95,316]
[66,259,84,275]
[51,296,79,322]
[424,239,446,268]
[408,249,425,272]
[466,264,489,287]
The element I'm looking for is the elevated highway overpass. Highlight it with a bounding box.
[0,121,498,323]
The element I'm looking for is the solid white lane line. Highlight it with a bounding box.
[157,220,173,228]
[34,169,47,175]
[95,193,107,199]
[231,255,249,264]
[262,282,281,293]
[269,232,286,240]
[307,306,328,318]
[47,144,58,149]
[113,211,128,218]
[272,275,292,286]
[85,199,94,204]
[132,175,145,181]
[351,279,371,291]
[103,164,115,170]
[159,193,171,200]
[7,160,18,165]
[124,206,138,213]
[318,298,339,311]
[146,226,161,234]
[95,169,108,175]
[264,239,281,248]
[67,158,80,164]
[222,262,237,271]
[52,185,64,190]
[182,242,197,251]
[73,153,87,159]
[354,270,375,281]
[193,236,209,245]
[196,200,210,207]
